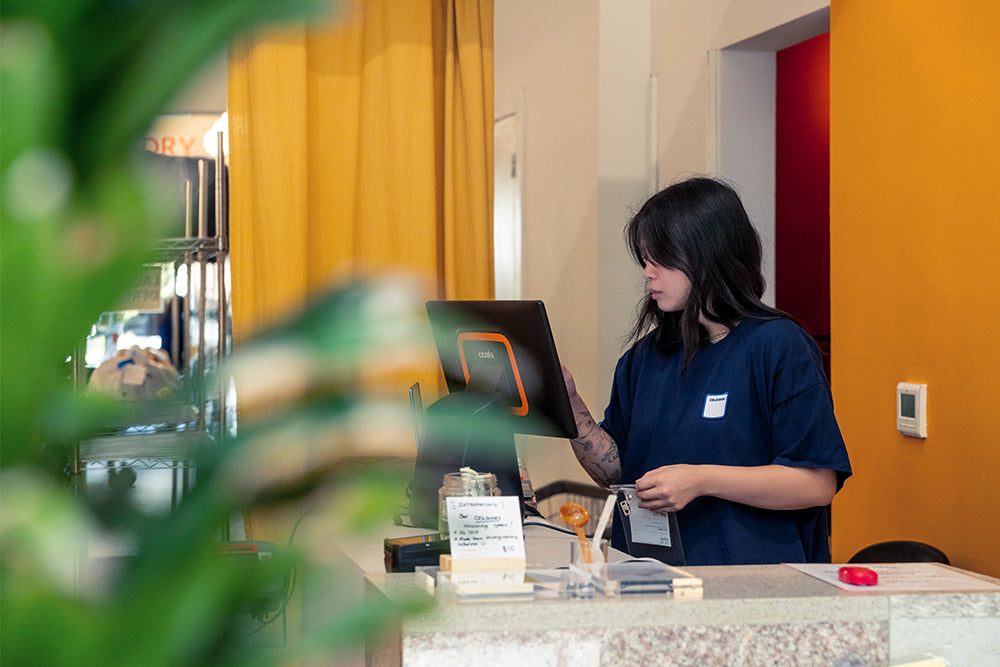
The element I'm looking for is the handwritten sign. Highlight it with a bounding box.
[445,496,525,560]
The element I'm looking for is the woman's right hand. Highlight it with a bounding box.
[561,364,578,397]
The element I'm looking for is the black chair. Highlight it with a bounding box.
[848,540,949,565]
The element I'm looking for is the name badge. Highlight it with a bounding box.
[702,393,728,419]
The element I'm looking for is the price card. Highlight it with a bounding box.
[445,496,525,561]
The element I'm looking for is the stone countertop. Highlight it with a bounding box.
[321,514,1000,665]
[369,565,882,631]
[364,564,1000,666]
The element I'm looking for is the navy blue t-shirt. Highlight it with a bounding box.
[601,316,852,565]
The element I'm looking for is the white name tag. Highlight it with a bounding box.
[702,393,728,419]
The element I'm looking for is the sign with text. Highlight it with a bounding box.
[115,266,164,312]
[445,496,525,561]
[144,113,221,158]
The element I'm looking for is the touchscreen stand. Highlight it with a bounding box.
[408,391,520,529]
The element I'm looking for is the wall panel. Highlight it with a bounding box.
[829,0,1000,576]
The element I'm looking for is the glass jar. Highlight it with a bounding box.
[437,470,500,538]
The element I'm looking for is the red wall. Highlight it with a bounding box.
[775,33,830,350]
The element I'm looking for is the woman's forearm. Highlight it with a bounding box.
[636,463,837,512]
[700,464,837,510]
[567,392,621,488]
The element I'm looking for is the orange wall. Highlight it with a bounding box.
[829,0,1000,577]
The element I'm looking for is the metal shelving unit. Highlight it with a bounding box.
[74,134,231,515]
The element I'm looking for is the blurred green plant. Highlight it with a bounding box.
[1,2,433,664]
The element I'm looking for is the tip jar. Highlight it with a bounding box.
[438,468,500,538]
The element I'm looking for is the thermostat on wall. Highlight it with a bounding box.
[897,382,927,438]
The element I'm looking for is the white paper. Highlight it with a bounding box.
[627,493,673,547]
[786,562,1000,592]
[446,496,526,560]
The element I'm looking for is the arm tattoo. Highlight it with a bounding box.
[570,409,621,487]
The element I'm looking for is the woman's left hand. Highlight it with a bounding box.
[634,464,703,512]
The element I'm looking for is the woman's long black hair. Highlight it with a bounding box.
[625,176,791,368]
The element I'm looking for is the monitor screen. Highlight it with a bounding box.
[425,300,578,439]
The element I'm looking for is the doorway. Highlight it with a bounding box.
[775,32,831,376]
[709,7,831,374]
[494,89,525,300]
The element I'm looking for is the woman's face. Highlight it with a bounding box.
[643,259,691,312]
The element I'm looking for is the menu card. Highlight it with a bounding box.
[445,496,526,563]
[787,562,1000,593]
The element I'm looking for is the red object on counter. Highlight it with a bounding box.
[838,566,878,586]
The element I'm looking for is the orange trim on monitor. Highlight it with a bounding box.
[456,332,529,416]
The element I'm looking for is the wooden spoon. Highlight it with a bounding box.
[560,502,593,563]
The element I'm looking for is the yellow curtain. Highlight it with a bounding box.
[227,0,494,340]
[226,4,493,632]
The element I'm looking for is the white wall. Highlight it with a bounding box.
[495,0,830,490]
[711,7,832,308]
[494,1,602,488]
[597,0,654,429]
[650,0,828,174]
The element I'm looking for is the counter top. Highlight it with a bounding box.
[362,563,1000,666]
[305,511,1000,665]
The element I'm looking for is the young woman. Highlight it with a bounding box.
[564,176,852,565]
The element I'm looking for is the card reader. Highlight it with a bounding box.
[384,533,450,572]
